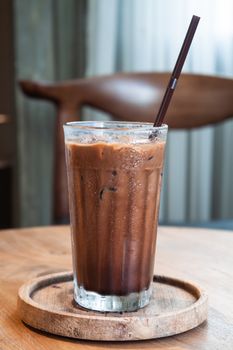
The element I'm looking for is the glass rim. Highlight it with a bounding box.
[64,121,168,132]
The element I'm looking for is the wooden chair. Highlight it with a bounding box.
[19,73,233,223]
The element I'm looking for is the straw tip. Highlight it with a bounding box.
[193,15,201,21]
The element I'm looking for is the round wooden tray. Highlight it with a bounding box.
[18,271,208,341]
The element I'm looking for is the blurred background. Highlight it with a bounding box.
[0,0,233,228]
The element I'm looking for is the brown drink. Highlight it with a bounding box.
[64,121,167,312]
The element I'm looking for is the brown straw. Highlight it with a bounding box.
[154,15,200,127]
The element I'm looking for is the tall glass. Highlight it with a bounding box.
[64,121,167,312]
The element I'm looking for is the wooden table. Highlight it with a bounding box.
[0,226,233,349]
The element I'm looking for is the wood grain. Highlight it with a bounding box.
[18,272,207,341]
[0,226,233,348]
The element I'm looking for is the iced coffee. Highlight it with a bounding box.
[64,121,167,312]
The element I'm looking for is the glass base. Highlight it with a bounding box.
[73,282,152,312]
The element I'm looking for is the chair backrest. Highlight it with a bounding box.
[19,73,233,223]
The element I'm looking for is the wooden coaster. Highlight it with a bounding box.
[18,271,208,341]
